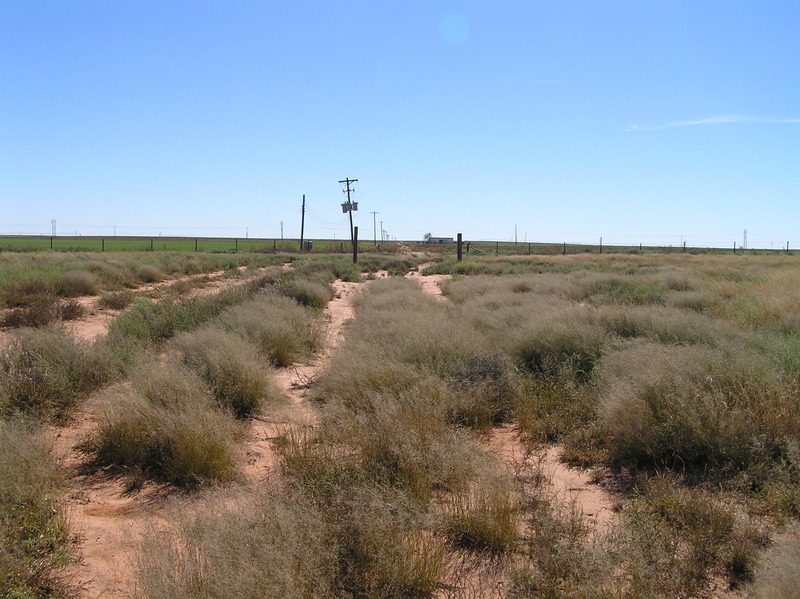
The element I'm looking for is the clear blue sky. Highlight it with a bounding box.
[2,1,799,248]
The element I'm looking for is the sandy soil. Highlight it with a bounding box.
[49,273,364,598]
[242,279,363,482]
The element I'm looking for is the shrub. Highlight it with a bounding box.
[515,375,596,443]
[1,295,60,327]
[85,364,239,486]
[97,290,135,310]
[59,298,86,321]
[597,341,799,476]
[107,298,184,343]
[611,476,765,596]
[0,420,70,599]
[512,317,605,383]
[170,327,279,418]
[108,278,273,346]
[511,469,609,599]
[445,481,519,553]
[445,353,518,428]
[136,264,165,283]
[61,269,99,295]
[279,278,332,309]
[0,328,117,420]
[217,294,323,366]
[324,385,481,501]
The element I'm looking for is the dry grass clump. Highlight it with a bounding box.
[275,431,450,599]
[590,304,741,347]
[108,284,249,346]
[217,293,324,366]
[85,362,239,486]
[510,474,609,599]
[663,288,720,312]
[0,420,71,599]
[0,328,117,420]
[1,296,87,328]
[97,289,135,310]
[277,277,332,309]
[61,269,99,295]
[135,263,165,283]
[322,384,482,501]
[609,476,765,595]
[445,353,519,428]
[135,486,336,598]
[444,481,519,553]
[511,317,605,383]
[169,327,279,418]
[597,341,800,478]
[1,296,61,328]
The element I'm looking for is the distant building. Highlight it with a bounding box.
[425,236,454,244]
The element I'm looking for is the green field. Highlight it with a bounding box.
[1,235,790,256]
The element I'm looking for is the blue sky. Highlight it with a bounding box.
[2,1,799,248]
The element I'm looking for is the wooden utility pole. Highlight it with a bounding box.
[371,211,379,245]
[339,178,358,244]
[300,194,306,251]
[353,226,359,263]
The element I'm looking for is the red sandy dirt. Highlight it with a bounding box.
[243,279,363,482]
[49,275,363,599]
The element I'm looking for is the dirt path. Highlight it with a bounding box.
[50,396,175,599]
[243,279,363,482]
[53,276,363,598]
[409,268,617,534]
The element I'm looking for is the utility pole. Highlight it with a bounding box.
[380,220,384,242]
[51,219,56,237]
[338,177,358,244]
[370,211,379,245]
[300,194,306,251]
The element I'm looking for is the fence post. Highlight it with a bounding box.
[50,236,53,250]
[457,233,463,261]
[102,239,105,252]
[496,241,499,254]
[734,242,736,254]
[235,239,238,253]
[563,242,566,255]
[195,238,198,252]
[150,238,154,251]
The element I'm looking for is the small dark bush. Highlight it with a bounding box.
[98,290,136,310]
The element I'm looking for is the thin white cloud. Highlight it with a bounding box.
[629,115,800,131]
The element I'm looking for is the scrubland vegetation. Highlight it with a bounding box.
[3,250,800,598]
